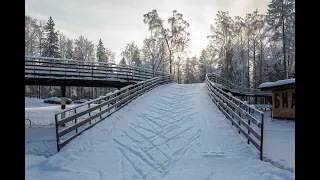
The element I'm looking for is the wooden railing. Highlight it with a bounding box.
[205,74,265,160]
[54,75,173,152]
[207,73,271,96]
[25,56,169,82]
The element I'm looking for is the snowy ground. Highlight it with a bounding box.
[25,97,75,157]
[260,111,295,173]
[25,97,79,127]
[25,97,117,157]
[26,83,294,180]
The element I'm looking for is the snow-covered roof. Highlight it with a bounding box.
[259,78,295,89]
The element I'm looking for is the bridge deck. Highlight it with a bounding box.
[26,83,292,180]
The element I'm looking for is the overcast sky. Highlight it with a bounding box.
[26,0,269,63]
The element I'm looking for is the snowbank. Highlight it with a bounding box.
[251,110,295,173]
[25,155,47,169]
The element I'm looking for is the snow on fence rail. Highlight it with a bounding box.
[25,56,169,82]
[207,73,271,96]
[205,74,265,160]
[54,75,173,152]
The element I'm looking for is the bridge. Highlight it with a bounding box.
[25,56,169,89]
[25,56,292,180]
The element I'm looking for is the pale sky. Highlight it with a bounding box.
[26,0,270,63]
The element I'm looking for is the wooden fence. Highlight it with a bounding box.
[54,75,173,151]
[205,74,265,160]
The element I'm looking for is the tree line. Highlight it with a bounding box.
[25,0,295,99]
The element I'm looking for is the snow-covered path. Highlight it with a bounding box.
[26,83,294,180]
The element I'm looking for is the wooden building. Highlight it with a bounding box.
[259,79,295,120]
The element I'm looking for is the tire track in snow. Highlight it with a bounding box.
[113,139,159,171]
[145,130,201,180]
[121,129,160,165]
[113,84,199,179]
[129,126,171,160]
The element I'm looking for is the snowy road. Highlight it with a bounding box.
[26,83,294,180]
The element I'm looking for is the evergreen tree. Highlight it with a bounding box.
[42,16,60,58]
[96,39,106,62]
[120,57,126,65]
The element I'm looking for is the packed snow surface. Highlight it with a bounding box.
[26,83,294,180]
[259,78,295,88]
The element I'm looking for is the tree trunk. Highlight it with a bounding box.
[38,86,41,99]
[253,41,256,88]
[260,42,263,86]
[247,35,250,88]
[173,63,176,82]
[281,0,287,79]
[178,65,180,84]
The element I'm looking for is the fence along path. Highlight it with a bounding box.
[205,74,265,160]
[54,75,173,151]
[206,73,271,96]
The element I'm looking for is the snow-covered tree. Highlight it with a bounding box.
[74,36,95,61]
[96,39,106,62]
[42,16,60,58]
[58,33,67,58]
[267,0,295,78]
[207,11,234,81]
[143,9,190,74]
[65,38,74,59]
[121,42,141,66]
[184,56,199,83]
[119,57,126,65]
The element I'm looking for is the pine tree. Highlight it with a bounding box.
[198,49,209,81]
[96,39,106,62]
[42,16,60,58]
[120,57,126,65]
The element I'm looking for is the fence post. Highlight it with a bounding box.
[247,119,251,144]
[99,99,102,120]
[55,115,60,152]
[88,103,91,124]
[260,113,264,161]
[108,96,110,113]
[74,108,78,133]
[33,57,35,78]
